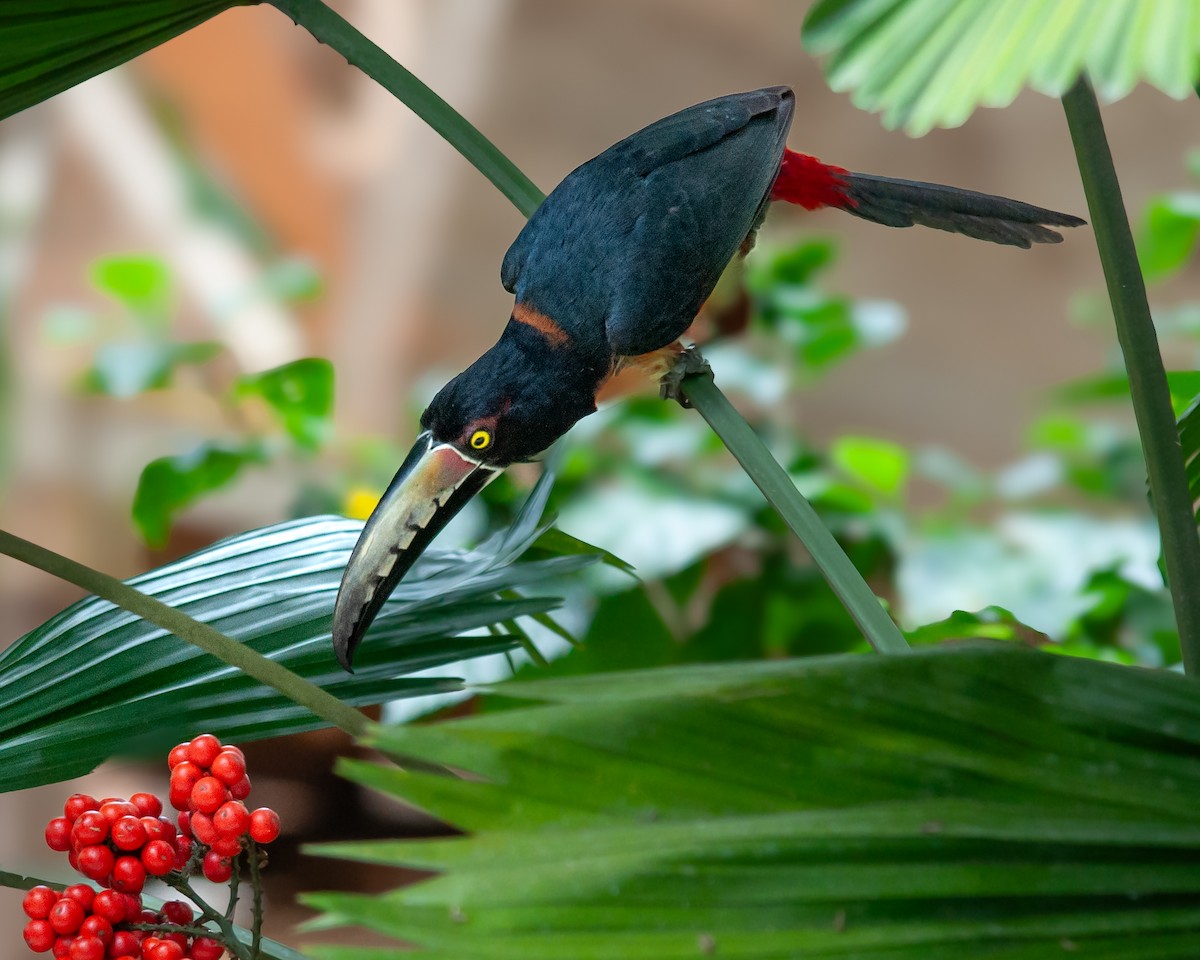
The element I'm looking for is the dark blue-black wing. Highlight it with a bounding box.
[502,87,794,358]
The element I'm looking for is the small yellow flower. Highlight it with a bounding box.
[342,486,381,520]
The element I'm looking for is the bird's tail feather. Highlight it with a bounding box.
[840,171,1085,248]
[771,149,1085,249]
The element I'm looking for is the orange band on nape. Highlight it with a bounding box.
[512,302,570,348]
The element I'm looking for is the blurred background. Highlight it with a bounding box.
[2,0,1198,951]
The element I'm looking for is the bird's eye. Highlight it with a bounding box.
[469,429,492,450]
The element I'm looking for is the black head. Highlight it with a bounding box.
[421,319,603,466]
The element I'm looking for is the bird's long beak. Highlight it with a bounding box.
[332,430,499,670]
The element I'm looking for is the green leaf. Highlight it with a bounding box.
[831,435,908,498]
[132,442,262,547]
[81,339,223,398]
[304,646,1200,958]
[0,2,243,123]
[1179,391,1200,513]
[1058,370,1200,415]
[904,606,1047,645]
[802,0,1200,135]
[235,358,334,450]
[90,255,171,321]
[0,477,599,793]
[1137,193,1200,282]
[523,527,636,576]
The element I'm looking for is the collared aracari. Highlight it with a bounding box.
[332,85,1083,670]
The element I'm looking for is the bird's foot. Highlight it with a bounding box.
[659,345,711,409]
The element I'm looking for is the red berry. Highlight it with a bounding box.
[176,812,192,838]
[229,775,252,801]
[141,839,176,876]
[160,900,192,926]
[76,844,115,882]
[189,777,227,815]
[121,894,142,922]
[213,800,250,837]
[169,768,203,812]
[167,743,191,769]
[201,851,232,883]
[209,833,243,858]
[189,811,217,845]
[130,793,163,818]
[91,890,126,924]
[61,886,94,911]
[71,811,108,848]
[22,885,58,920]
[67,849,80,872]
[23,919,56,952]
[172,834,193,870]
[188,734,222,768]
[48,898,85,935]
[248,807,281,844]
[79,916,112,946]
[52,936,74,960]
[64,794,99,822]
[110,816,147,851]
[109,931,140,958]
[209,750,246,786]
[188,936,224,960]
[68,936,105,960]
[169,761,202,791]
[147,940,185,960]
[110,856,146,894]
[139,815,173,844]
[45,817,73,852]
[97,801,137,825]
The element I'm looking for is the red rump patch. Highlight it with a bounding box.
[771,149,854,210]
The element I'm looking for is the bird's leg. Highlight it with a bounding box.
[659,344,712,409]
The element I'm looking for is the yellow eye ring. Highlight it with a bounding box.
[469,429,492,450]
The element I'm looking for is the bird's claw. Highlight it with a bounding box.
[659,345,711,409]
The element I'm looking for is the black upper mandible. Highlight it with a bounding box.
[501,86,795,361]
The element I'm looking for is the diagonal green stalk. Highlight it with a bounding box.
[266,0,543,219]
[680,369,909,654]
[278,0,908,655]
[0,528,370,737]
[1062,77,1200,676]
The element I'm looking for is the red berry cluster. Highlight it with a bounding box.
[44,792,187,894]
[25,734,281,959]
[21,884,219,960]
[167,734,279,883]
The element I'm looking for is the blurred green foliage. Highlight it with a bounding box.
[46,253,333,548]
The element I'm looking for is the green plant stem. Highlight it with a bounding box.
[680,370,910,655]
[267,0,543,219]
[1062,77,1200,676]
[0,528,370,737]
[249,843,265,959]
[226,860,241,921]
[128,923,224,940]
[171,873,252,960]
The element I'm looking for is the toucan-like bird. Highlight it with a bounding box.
[332,85,1083,670]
